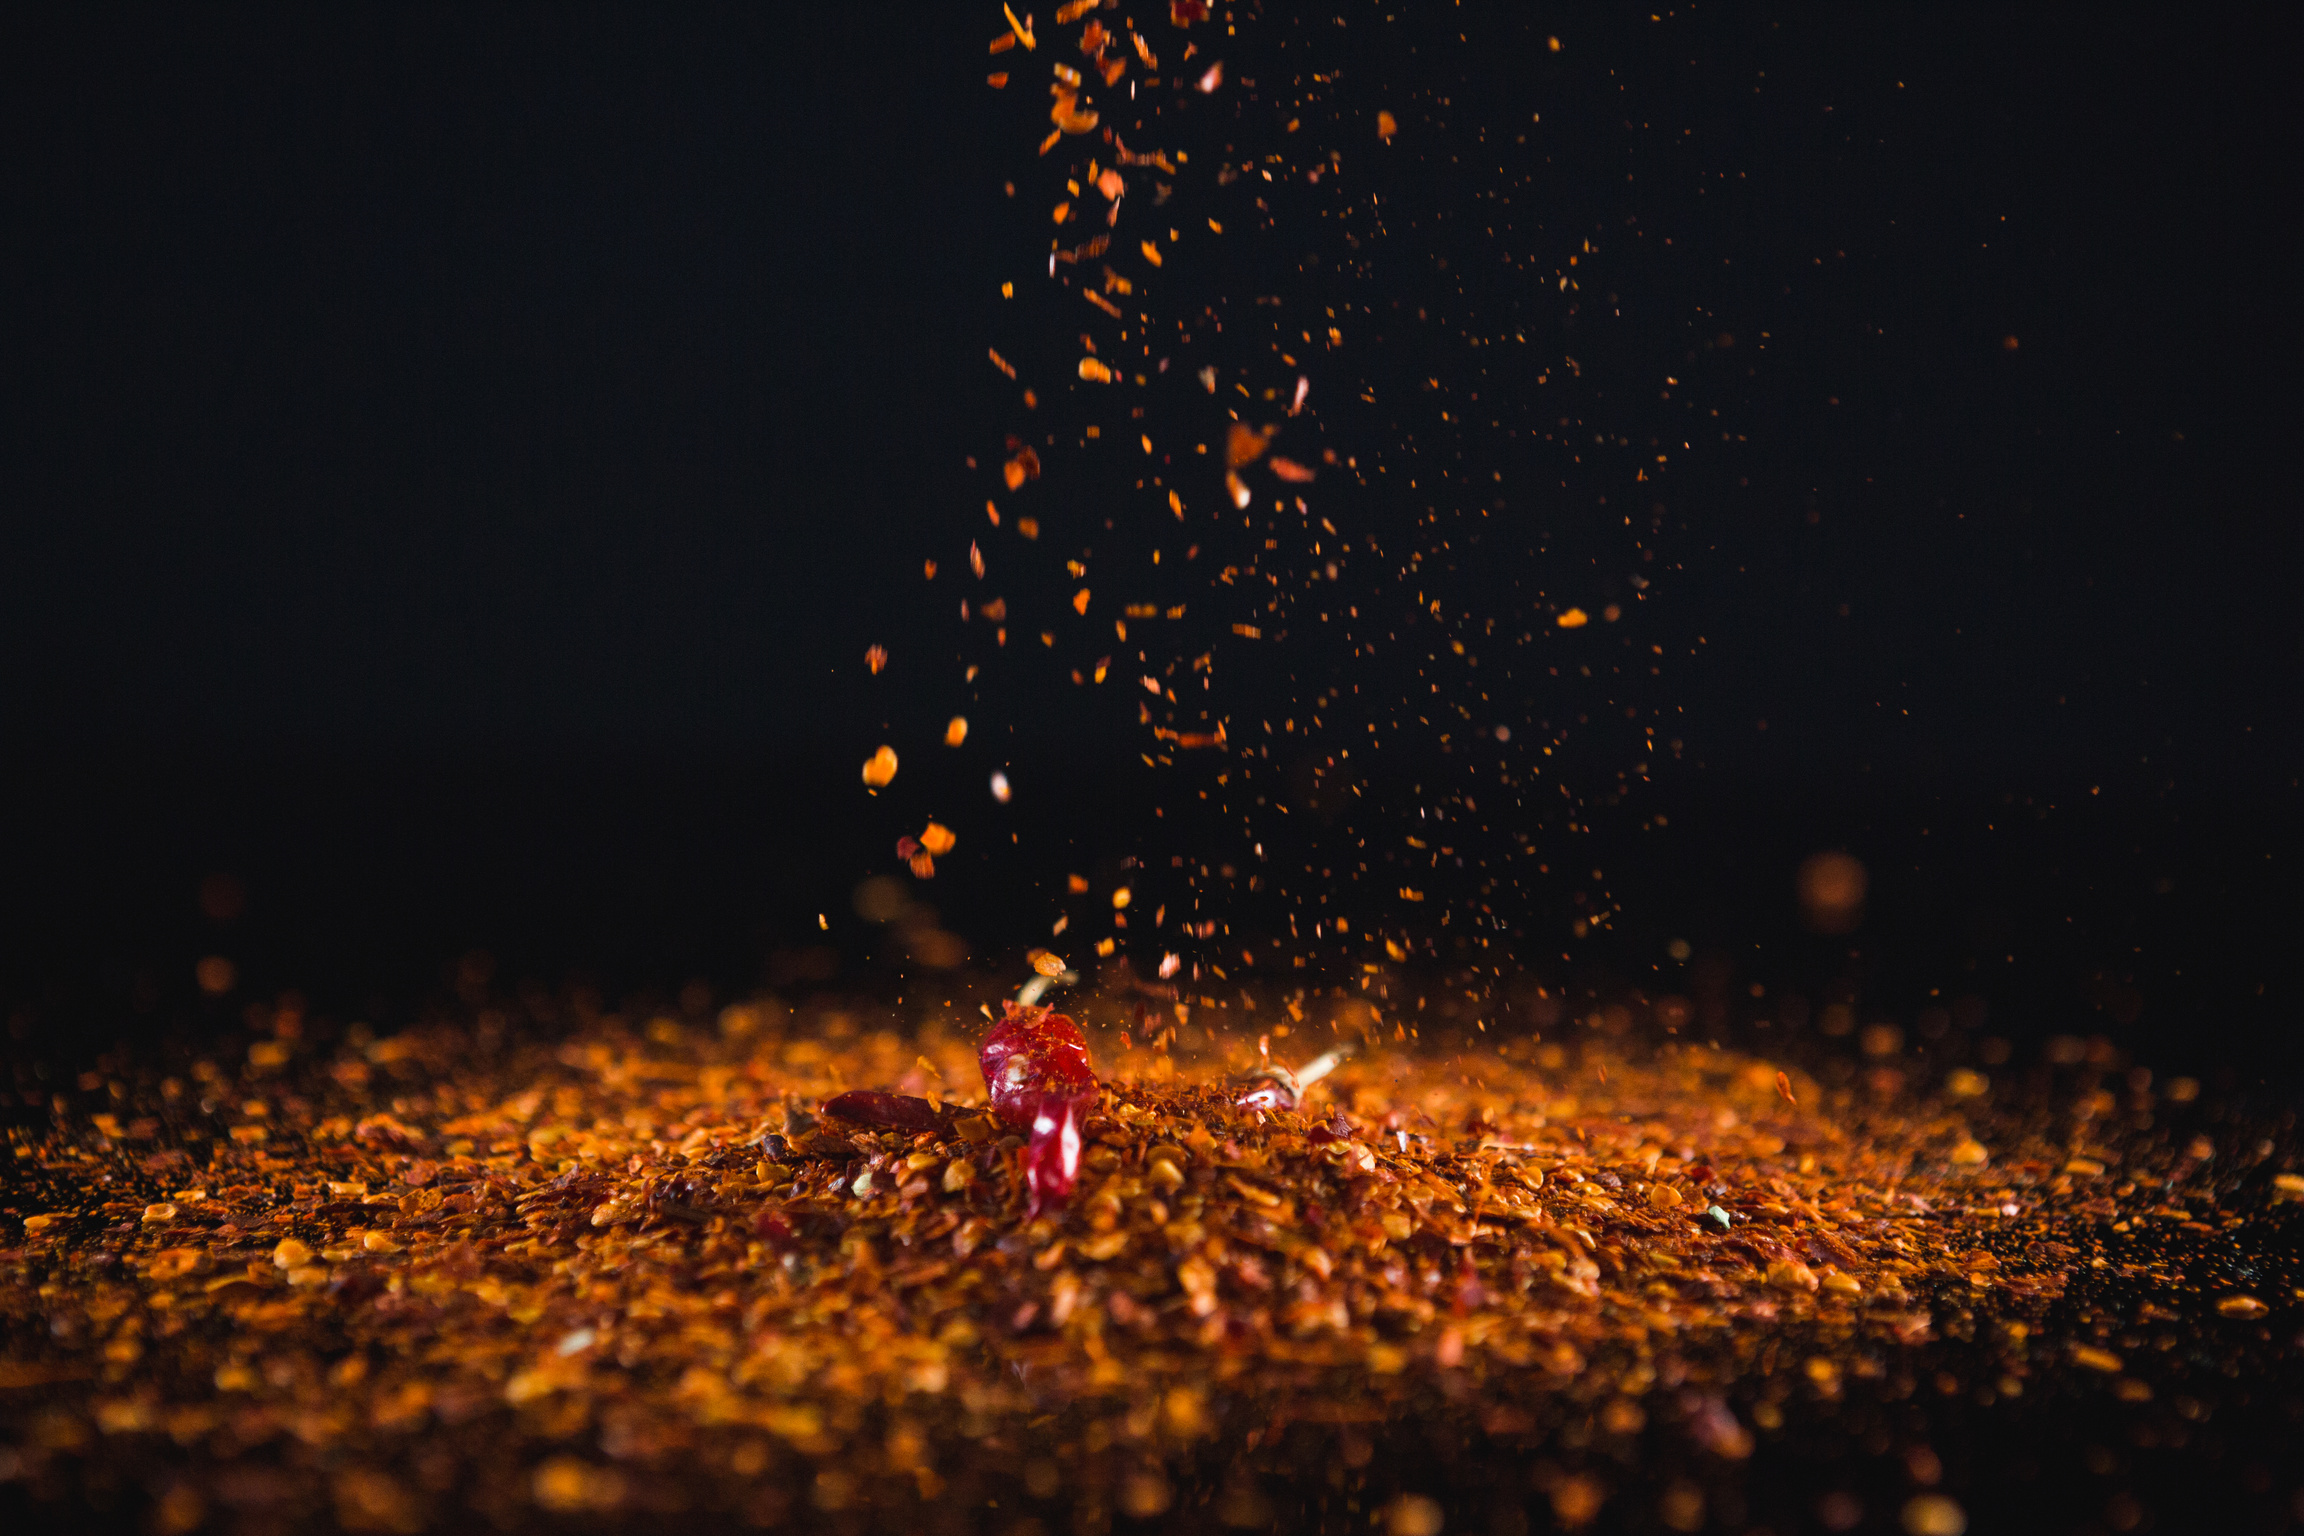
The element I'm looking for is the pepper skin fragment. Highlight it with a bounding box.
[979,1002,1100,1212]
[821,1090,952,1135]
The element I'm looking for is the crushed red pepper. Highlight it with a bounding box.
[3,990,2298,1533]
[978,1004,1100,1213]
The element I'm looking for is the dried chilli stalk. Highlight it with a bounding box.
[1235,1040,1356,1112]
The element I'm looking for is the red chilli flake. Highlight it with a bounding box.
[821,1090,952,1136]
[979,1002,1100,1212]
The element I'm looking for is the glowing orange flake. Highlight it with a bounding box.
[1050,90,1099,135]
[1054,0,1097,21]
[861,746,900,788]
[989,348,1017,379]
[1225,421,1270,467]
[1073,588,1091,616]
[1377,110,1398,141]
[1269,456,1316,483]
[920,823,957,857]
[1168,488,1184,518]
[865,645,888,675]
[1225,470,1251,509]
[1141,240,1162,267]
[1169,0,1209,25]
[1029,948,1068,977]
[1068,873,1091,893]
[908,850,937,879]
[945,716,969,748]
[970,541,986,578]
[1556,607,1590,629]
[988,72,1010,88]
[1095,168,1125,201]
[924,559,938,579]
[1002,2,1036,50]
[1197,61,1223,93]
[1079,357,1115,383]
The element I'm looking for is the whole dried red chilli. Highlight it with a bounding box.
[979,1001,1099,1211]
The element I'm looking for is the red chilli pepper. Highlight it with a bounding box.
[979,1002,1099,1213]
[821,1090,950,1135]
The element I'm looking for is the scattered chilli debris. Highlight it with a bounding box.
[3,995,2300,1532]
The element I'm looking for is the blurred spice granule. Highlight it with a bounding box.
[3,994,2301,1534]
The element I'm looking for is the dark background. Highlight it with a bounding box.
[2,7,2297,1085]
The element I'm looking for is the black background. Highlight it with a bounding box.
[2,7,2297,1086]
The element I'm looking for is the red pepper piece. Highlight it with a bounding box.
[979,1003,1099,1213]
[821,1090,949,1135]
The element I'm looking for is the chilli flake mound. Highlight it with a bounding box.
[4,995,2296,1531]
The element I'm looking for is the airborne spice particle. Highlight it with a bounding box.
[884,0,1688,980]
